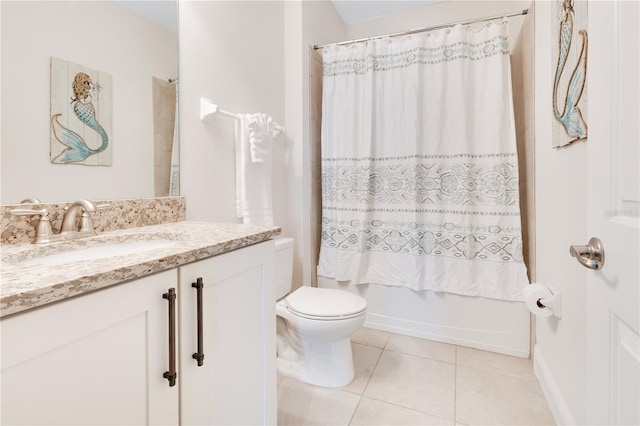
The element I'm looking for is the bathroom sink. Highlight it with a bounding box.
[18,239,178,266]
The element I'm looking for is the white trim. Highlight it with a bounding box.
[365,312,529,358]
[533,344,576,425]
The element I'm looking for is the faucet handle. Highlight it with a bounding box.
[79,212,95,233]
[11,208,48,217]
[10,208,55,244]
[78,203,111,233]
[20,198,42,204]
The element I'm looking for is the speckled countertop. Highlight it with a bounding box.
[0,221,281,318]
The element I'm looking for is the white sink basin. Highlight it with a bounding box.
[20,239,178,266]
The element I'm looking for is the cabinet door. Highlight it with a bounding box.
[1,270,179,426]
[179,241,276,425]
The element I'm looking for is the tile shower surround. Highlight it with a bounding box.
[1,196,186,245]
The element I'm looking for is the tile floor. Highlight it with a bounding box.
[277,327,556,426]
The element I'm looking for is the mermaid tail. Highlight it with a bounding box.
[553,13,588,140]
[560,30,587,137]
[51,114,94,162]
[553,15,573,106]
[73,101,109,153]
[51,101,109,163]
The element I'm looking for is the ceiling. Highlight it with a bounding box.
[116,0,177,32]
[116,1,444,32]
[330,1,444,24]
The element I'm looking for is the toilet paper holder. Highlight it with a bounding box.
[535,283,562,318]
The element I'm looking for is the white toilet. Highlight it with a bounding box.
[274,237,367,388]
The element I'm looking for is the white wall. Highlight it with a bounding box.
[0,1,177,204]
[179,1,285,224]
[532,1,588,423]
[179,0,344,287]
[284,1,305,285]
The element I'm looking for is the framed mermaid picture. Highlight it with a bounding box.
[50,58,112,165]
[551,0,588,148]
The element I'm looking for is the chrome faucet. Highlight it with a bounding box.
[11,199,110,244]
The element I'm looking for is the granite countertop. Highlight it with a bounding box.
[0,221,281,318]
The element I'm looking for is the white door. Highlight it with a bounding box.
[586,1,640,424]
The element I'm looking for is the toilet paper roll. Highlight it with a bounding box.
[523,283,554,317]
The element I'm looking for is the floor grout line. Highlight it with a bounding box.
[382,347,457,365]
[347,345,384,425]
[361,393,456,423]
[358,347,457,423]
[453,345,458,424]
[346,394,363,425]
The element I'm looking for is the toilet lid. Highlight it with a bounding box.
[286,287,367,318]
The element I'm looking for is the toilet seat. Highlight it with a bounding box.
[285,287,367,321]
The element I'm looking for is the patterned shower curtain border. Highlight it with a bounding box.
[320,218,524,263]
[323,35,508,76]
[321,152,517,162]
[322,159,520,207]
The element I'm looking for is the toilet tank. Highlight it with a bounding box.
[274,237,295,299]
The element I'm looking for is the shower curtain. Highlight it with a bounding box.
[317,20,529,301]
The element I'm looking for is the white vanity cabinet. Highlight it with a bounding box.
[1,239,276,426]
[0,269,180,426]
[178,240,276,426]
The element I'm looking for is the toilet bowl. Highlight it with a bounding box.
[274,238,367,388]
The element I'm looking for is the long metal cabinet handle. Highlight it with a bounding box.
[163,288,177,387]
[192,277,205,366]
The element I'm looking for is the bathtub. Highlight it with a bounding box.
[318,277,530,358]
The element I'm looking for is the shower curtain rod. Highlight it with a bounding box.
[313,9,528,50]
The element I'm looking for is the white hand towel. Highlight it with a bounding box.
[247,114,285,163]
[235,113,284,226]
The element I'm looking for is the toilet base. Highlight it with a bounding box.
[277,337,355,388]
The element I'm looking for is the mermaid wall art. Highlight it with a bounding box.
[50,58,112,165]
[551,0,588,148]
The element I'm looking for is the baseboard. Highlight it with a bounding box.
[533,344,576,425]
[364,312,530,358]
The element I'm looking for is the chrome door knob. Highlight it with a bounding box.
[570,237,605,270]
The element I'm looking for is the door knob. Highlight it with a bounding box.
[570,237,605,270]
